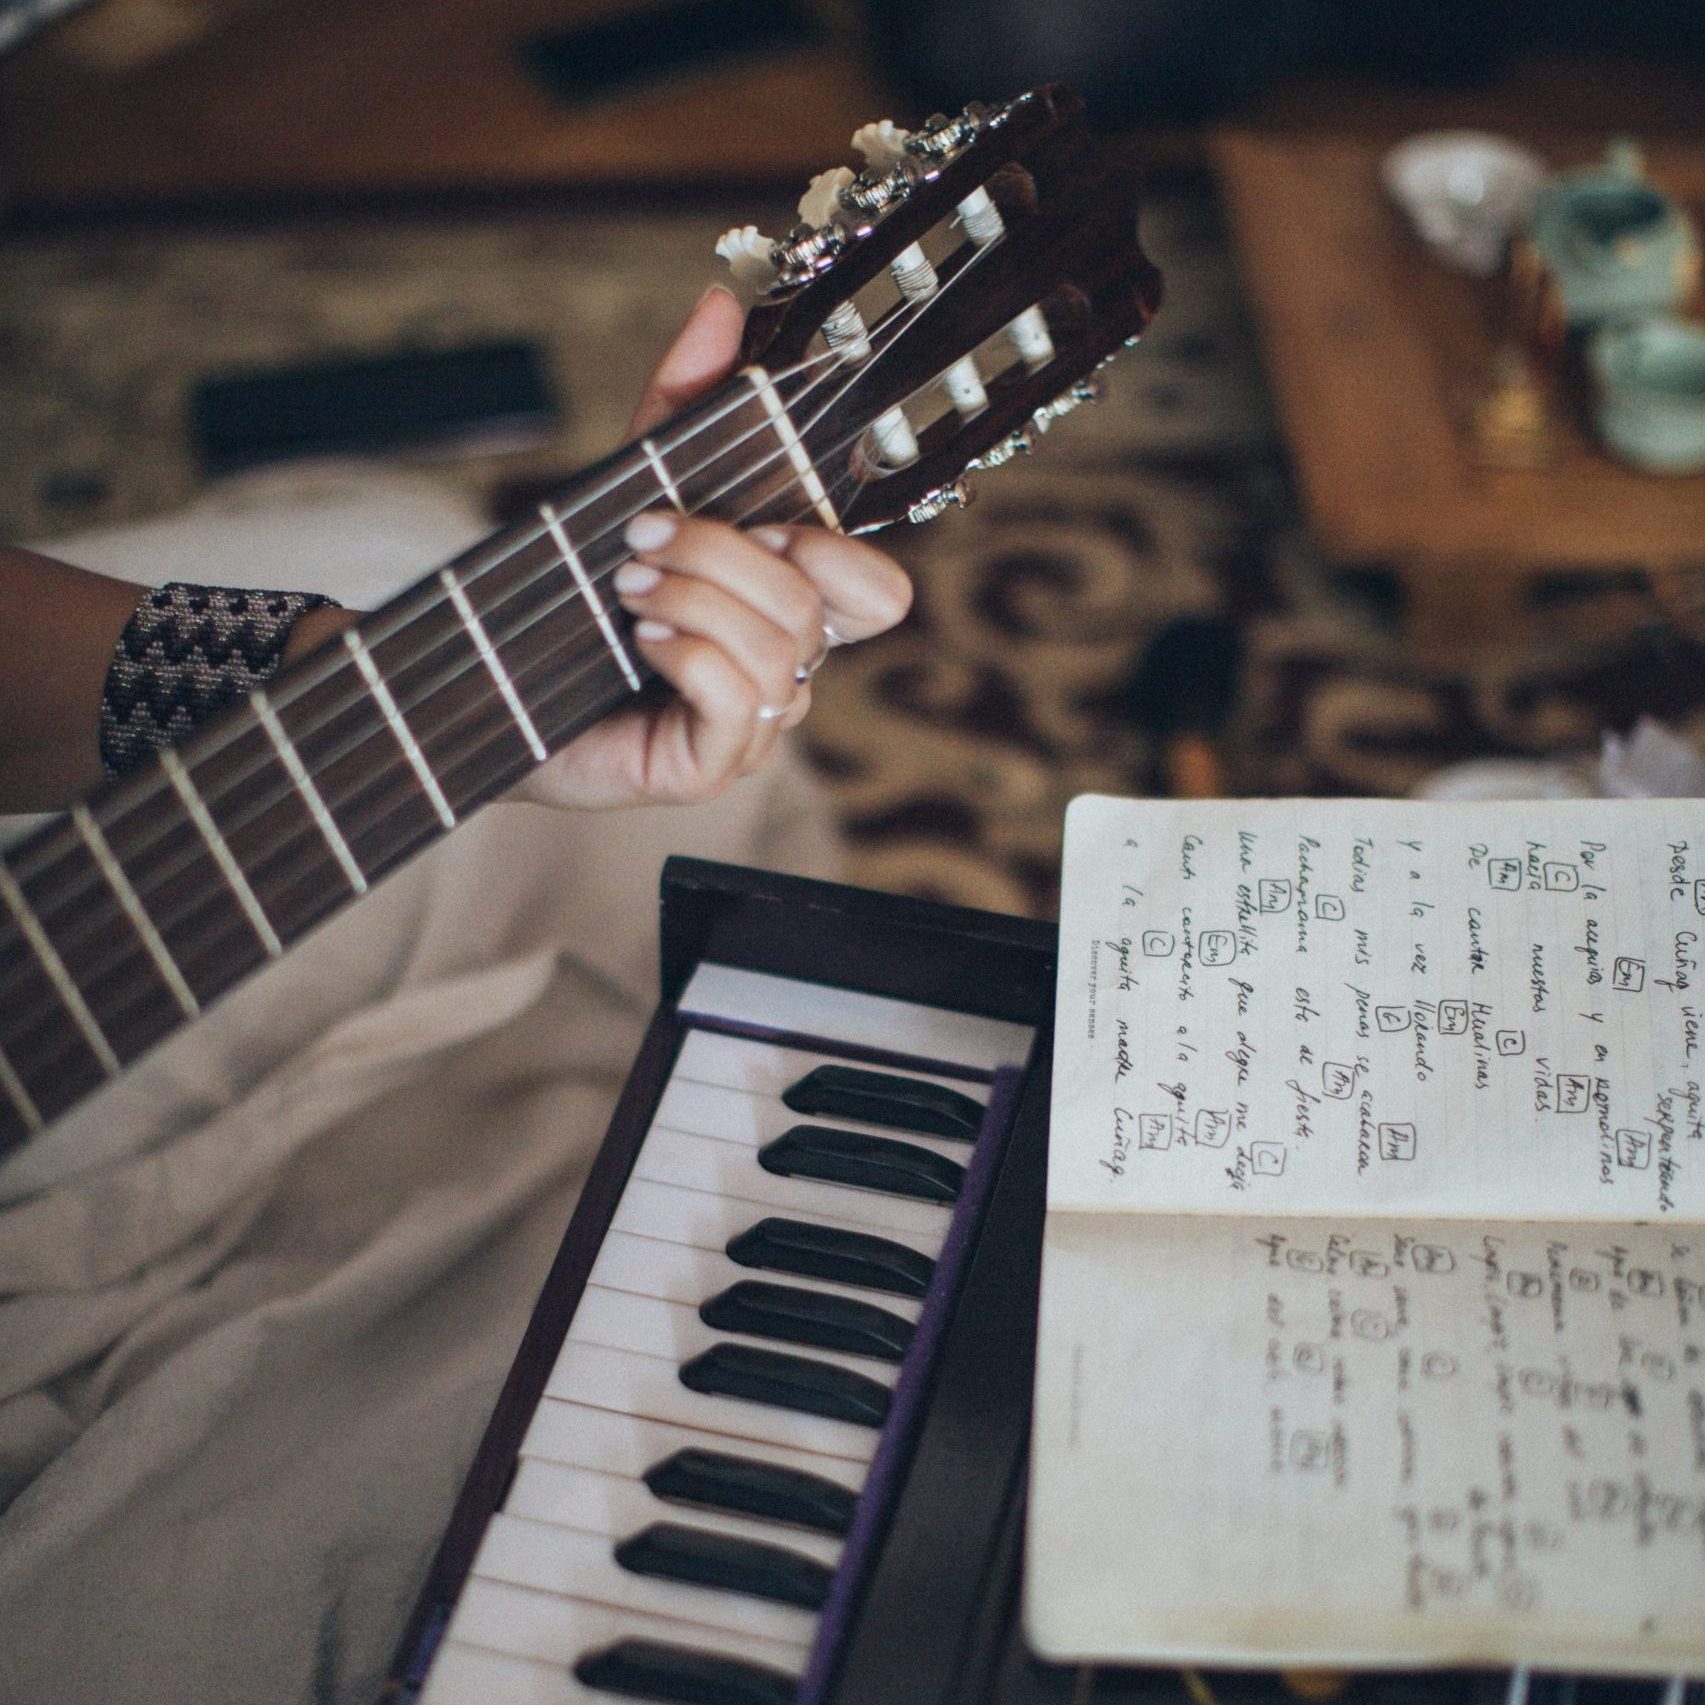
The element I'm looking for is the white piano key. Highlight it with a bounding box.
[571,1287,902,1378]
[678,961,1035,1071]
[669,1027,995,1109]
[587,1229,926,1322]
[426,1636,806,1705]
[610,1175,944,1265]
[446,1575,809,1674]
[423,1638,594,1705]
[651,1076,975,1165]
[521,1396,868,1494]
[474,1513,819,1645]
[545,1342,880,1463]
[505,1459,844,1567]
[635,1127,954,1238]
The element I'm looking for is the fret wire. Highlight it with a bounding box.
[343,630,457,830]
[0,854,123,1075]
[641,438,687,513]
[439,567,548,763]
[250,691,369,896]
[0,1043,44,1132]
[71,802,200,1019]
[743,365,843,533]
[159,749,285,960]
[539,502,643,693]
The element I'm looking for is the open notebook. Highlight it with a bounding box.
[1027,795,1704,1674]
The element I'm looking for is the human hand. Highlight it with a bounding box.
[513,285,912,811]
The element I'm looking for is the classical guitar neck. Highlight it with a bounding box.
[0,366,832,1152]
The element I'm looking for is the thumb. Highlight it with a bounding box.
[627,284,746,435]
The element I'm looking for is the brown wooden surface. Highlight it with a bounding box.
[1212,131,1705,585]
[0,0,889,208]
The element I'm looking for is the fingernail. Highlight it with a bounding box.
[614,561,662,596]
[695,281,738,309]
[750,525,790,553]
[634,618,676,642]
[625,512,676,552]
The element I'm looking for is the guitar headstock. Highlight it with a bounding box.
[724,86,1163,535]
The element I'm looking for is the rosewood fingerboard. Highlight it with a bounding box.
[0,368,834,1154]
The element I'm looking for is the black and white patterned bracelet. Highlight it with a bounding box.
[100,581,341,778]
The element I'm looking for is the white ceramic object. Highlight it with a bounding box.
[1381,130,1548,276]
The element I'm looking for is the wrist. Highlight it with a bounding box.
[283,603,359,662]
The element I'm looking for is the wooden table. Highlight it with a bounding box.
[0,0,888,209]
[1212,130,1705,660]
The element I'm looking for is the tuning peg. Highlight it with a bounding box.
[905,478,972,525]
[851,119,910,170]
[798,166,856,228]
[1031,376,1104,431]
[970,423,1038,470]
[715,225,780,290]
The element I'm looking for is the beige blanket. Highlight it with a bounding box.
[0,474,838,1702]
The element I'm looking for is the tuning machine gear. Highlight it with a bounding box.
[905,479,973,525]
[1032,376,1104,431]
[772,219,851,286]
[904,101,995,160]
[970,423,1038,471]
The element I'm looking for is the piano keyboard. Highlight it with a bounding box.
[411,964,1036,1705]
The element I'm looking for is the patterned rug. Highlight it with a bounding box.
[3,180,1701,919]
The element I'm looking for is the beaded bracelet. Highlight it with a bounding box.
[100,582,340,778]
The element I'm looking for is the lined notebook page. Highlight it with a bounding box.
[1027,1211,1705,1669]
[1049,797,1704,1221]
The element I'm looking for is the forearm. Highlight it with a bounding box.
[0,546,351,814]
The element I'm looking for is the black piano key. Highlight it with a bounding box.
[575,1637,797,1705]
[759,1125,965,1203]
[782,1062,985,1139]
[643,1446,857,1535]
[726,1216,936,1298]
[613,1521,832,1609]
[700,1279,914,1362]
[680,1341,891,1426]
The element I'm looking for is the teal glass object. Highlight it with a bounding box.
[1529,140,1700,328]
[1588,315,1705,475]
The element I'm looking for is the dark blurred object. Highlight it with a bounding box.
[1102,613,1244,797]
[0,0,91,57]
[863,0,1705,129]
[190,341,560,475]
[520,0,826,107]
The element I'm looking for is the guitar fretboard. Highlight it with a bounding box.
[0,367,836,1151]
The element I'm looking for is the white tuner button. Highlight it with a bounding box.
[891,242,938,302]
[942,356,988,416]
[956,185,1005,247]
[821,301,873,363]
[871,407,920,467]
[851,120,911,170]
[716,225,780,290]
[799,166,856,228]
[1007,304,1055,369]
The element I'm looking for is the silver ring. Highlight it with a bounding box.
[794,623,841,684]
